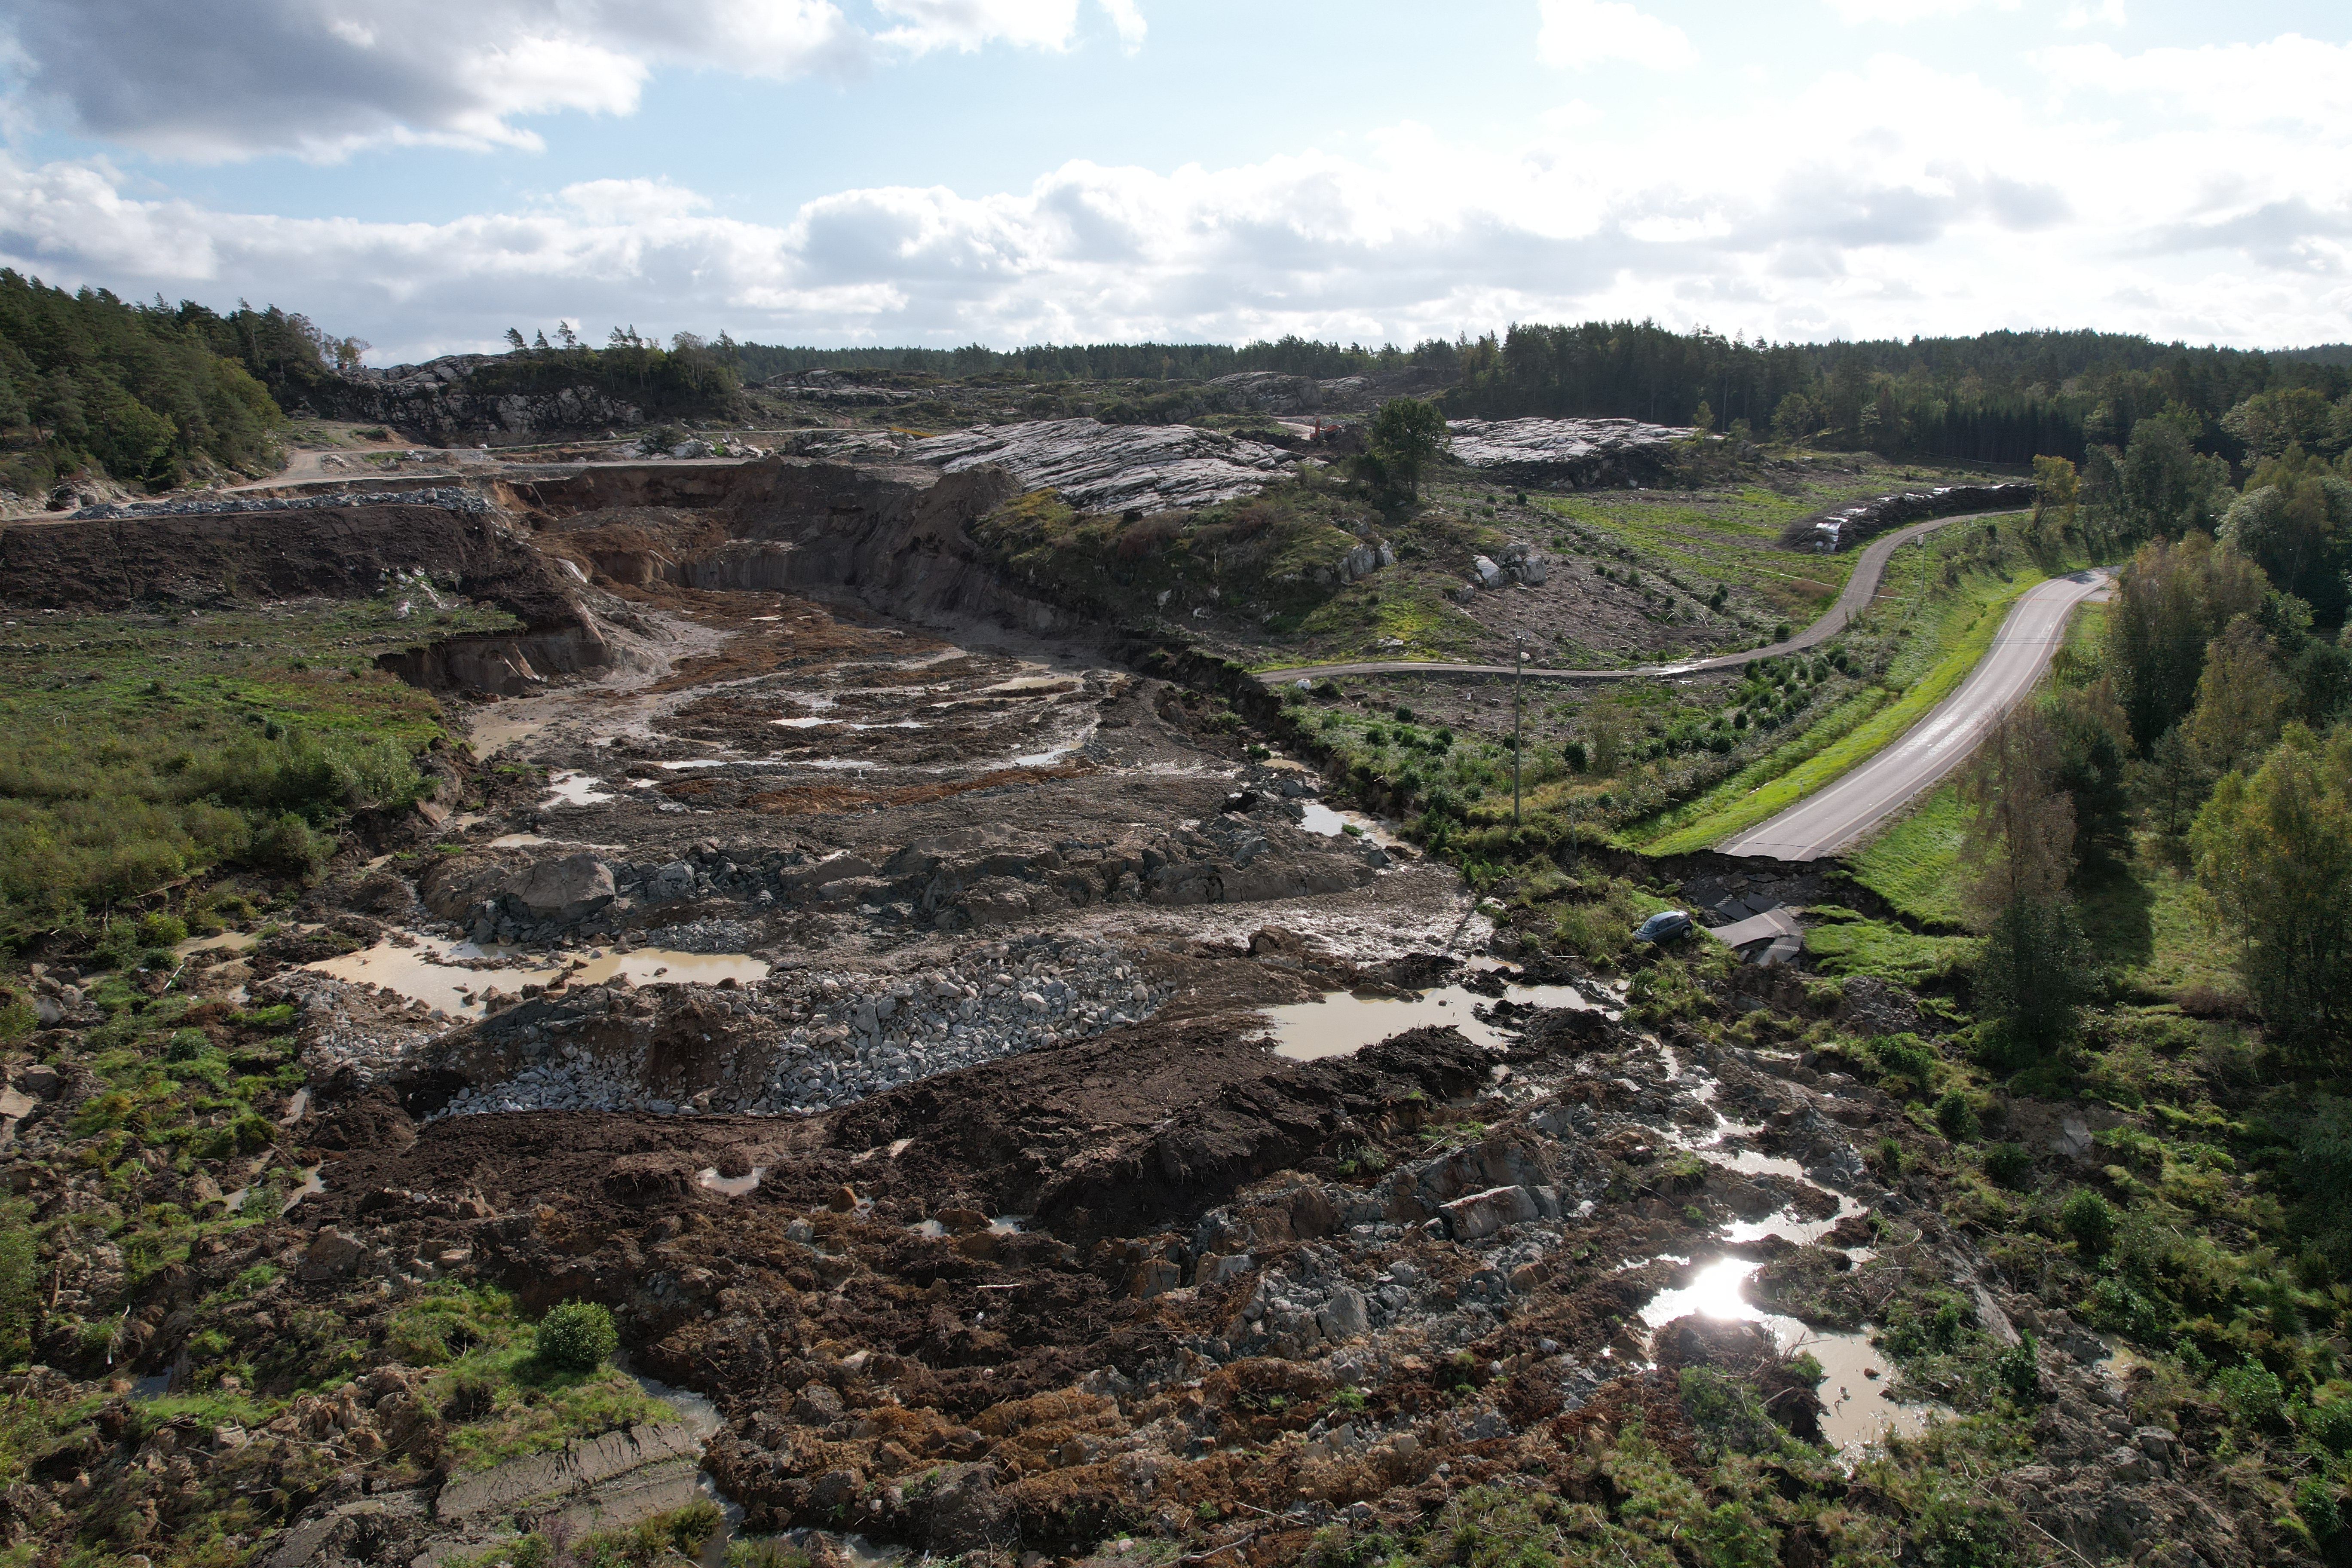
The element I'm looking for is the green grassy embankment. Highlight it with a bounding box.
[0,594,514,949]
[1626,514,2073,853]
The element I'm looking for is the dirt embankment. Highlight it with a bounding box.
[0,505,570,622]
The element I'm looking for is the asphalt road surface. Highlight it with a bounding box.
[1253,507,2025,688]
[1718,567,2111,861]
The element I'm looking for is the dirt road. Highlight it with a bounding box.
[1719,567,2111,860]
[1252,508,2021,686]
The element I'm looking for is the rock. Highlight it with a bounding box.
[506,853,616,922]
[1471,555,1503,588]
[644,861,698,903]
[907,419,1298,512]
[791,1383,846,1424]
[1318,1285,1369,1340]
[894,1462,1012,1552]
[1782,482,2038,552]
[433,1422,701,1521]
[1441,1185,1541,1241]
[297,1229,371,1282]
[1446,417,1692,488]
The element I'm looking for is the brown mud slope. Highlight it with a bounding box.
[0,504,575,622]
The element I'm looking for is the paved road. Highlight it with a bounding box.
[1253,508,2024,688]
[1718,567,2110,861]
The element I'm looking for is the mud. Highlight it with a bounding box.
[10,454,2277,1568]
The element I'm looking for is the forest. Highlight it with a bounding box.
[6,259,2350,493]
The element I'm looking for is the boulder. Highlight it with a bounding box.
[1471,555,1503,588]
[1440,1185,1541,1241]
[297,1229,372,1282]
[505,853,615,921]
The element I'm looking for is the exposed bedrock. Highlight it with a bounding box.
[905,419,1304,512]
[1443,416,1695,488]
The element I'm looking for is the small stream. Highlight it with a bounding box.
[1633,1042,1946,1454]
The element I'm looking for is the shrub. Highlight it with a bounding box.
[1866,1033,1937,1099]
[138,912,188,948]
[1984,1142,2034,1189]
[2213,1357,2286,1430]
[1933,1089,1980,1141]
[533,1301,619,1372]
[2297,1478,2341,1540]
[2061,1189,2117,1253]
[2303,1398,2352,1457]
[1997,1329,2041,1403]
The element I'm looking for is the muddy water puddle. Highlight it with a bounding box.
[542,770,615,806]
[1637,1256,1939,1454]
[1262,981,1594,1060]
[304,934,769,1016]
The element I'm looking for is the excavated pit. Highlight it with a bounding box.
[86,456,2073,1568]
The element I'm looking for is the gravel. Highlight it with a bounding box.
[429,933,1168,1120]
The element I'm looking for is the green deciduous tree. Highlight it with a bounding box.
[1963,707,2098,1057]
[1363,396,1450,502]
[2186,617,2291,777]
[2191,724,2352,1050]
[2102,535,2269,754]
[2031,453,2080,544]
[2116,407,2232,539]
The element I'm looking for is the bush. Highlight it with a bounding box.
[2213,1357,2286,1430]
[2296,1477,2341,1540]
[2303,1397,2352,1457]
[2061,1189,2117,1254]
[137,912,187,948]
[1997,1329,2041,1403]
[533,1301,619,1372]
[1866,1033,1937,1099]
[1984,1142,2034,1189]
[1934,1089,1981,1141]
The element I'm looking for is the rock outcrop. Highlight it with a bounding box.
[302,355,664,438]
[1445,416,1694,488]
[907,420,1301,512]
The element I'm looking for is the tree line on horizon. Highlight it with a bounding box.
[1,261,2348,496]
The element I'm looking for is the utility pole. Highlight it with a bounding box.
[1513,642,1526,827]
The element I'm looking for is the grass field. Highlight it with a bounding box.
[0,596,513,946]
[1842,785,1969,927]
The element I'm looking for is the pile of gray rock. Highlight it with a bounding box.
[67,487,490,522]
[428,934,1167,1118]
[431,805,1393,946]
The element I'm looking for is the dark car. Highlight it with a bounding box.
[1633,910,1692,944]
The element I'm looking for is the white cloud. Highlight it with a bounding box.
[2059,1,2125,29]
[0,48,2344,357]
[0,0,1134,163]
[1820,0,2020,22]
[1536,0,1697,70]
[871,0,1078,54]
[1098,0,1147,54]
[2034,34,2352,132]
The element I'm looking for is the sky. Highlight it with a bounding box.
[0,0,2345,363]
